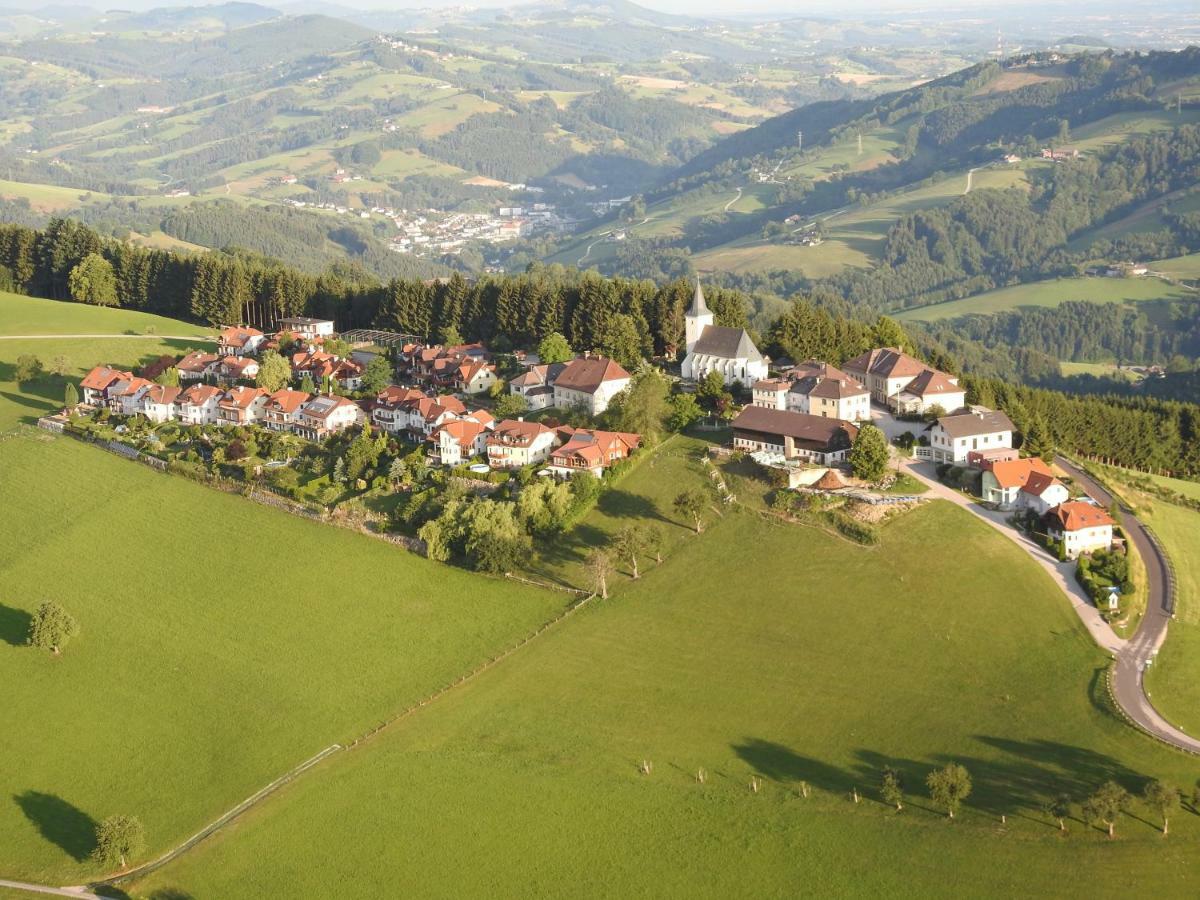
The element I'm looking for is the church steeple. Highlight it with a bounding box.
[684,276,714,353]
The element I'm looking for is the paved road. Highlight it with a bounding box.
[1054,458,1200,753]
[0,880,102,899]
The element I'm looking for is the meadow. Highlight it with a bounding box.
[129,460,1200,898]
[895,276,1197,322]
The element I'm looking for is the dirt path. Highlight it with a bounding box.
[723,186,743,212]
[0,881,103,899]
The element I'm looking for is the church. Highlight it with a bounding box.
[680,279,767,387]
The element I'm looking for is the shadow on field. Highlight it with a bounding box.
[732,739,849,794]
[0,602,32,646]
[13,790,98,861]
[596,490,669,524]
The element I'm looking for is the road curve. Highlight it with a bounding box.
[1054,458,1200,753]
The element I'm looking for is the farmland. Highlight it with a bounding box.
[128,473,1200,898]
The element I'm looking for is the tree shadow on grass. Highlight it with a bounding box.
[595,489,669,524]
[13,791,98,861]
[732,738,852,795]
[0,602,32,646]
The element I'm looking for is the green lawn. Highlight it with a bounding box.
[1152,252,1200,281]
[130,491,1200,898]
[896,276,1197,322]
[0,292,213,338]
[1059,362,1140,381]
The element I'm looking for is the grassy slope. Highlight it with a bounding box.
[0,292,212,338]
[131,450,1200,899]
[0,299,563,882]
[895,276,1197,322]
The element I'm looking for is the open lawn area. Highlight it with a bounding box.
[129,489,1200,898]
[0,292,213,339]
[895,276,1198,322]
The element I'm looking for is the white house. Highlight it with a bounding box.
[79,366,133,406]
[218,326,265,357]
[785,361,871,422]
[1046,501,1115,559]
[176,384,223,425]
[486,419,557,469]
[140,384,181,423]
[927,409,1014,464]
[108,376,154,416]
[176,351,220,382]
[218,386,269,426]
[842,347,965,415]
[547,428,640,478]
[427,417,492,466]
[509,362,566,410]
[263,389,313,432]
[552,355,631,416]
[1021,470,1071,516]
[293,395,362,440]
[751,378,791,410]
[277,317,336,340]
[680,280,767,387]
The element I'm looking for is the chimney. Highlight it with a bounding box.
[517,416,524,422]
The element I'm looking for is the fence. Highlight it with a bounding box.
[1142,524,1178,616]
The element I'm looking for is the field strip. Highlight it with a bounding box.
[0,334,213,341]
[89,743,344,888]
[0,880,103,899]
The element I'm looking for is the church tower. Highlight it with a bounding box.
[684,277,714,353]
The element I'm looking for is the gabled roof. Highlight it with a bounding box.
[109,376,154,397]
[690,325,763,363]
[753,378,791,392]
[219,326,263,348]
[142,384,181,405]
[220,356,258,374]
[375,386,425,407]
[265,389,312,414]
[511,362,566,389]
[552,428,641,464]
[1023,470,1066,498]
[488,418,552,447]
[731,405,858,451]
[842,347,926,380]
[430,418,487,448]
[903,369,961,399]
[554,356,631,394]
[1048,501,1115,532]
[300,394,358,421]
[987,457,1053,490]
[81,366,133,392]
[933,410,1014,439]
[176,351,219,373]
[784,361,867,399]
[178,384,222,405]
[220,386,267,409]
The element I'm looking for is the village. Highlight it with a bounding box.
[55,281,1124,606]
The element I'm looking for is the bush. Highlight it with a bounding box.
[823,510,880,545]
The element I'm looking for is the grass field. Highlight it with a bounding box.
[1152,252,1200,280]
[895,276,1198,322]
[1059,362,1140,381]
[129,469,1200,898]
[0,292,212,339]
[0,304,564,883]
[0,178,109,212]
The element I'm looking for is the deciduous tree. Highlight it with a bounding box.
[880,767,904,811]
[585,548,614,599]
[1044,793,1072,831]
[537,331,573,364]
[1143,780,1179,835]
[256,350,292,392]
[673,489,707,533]
[67,253,118,307]
[14,354,42,383]
[848,424,890,482]
[28,601,79,655]
[361,355,393,395]
[93,815,145,869]
[926,763,971,819]
[1083,781,1129,838]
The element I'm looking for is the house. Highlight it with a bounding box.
[408,343,492,391]
[293,394,363,440]
[1041,147,1079,161]
[509,362,566,410]
[218,355,260,384]
[139,355,178,381]
[176,384,223,425]
[784,360,870,422]
[552,355,631,415]
[263,389,312,431]
[980,457,1054,509]
[218,326,265,357]
[332,359,365,392]
[401,394,468,438]
[1045,501,1114,559]
[967,447,1019,468]
[80,366,134,405]
[176,351,220,382]
[218,386,269,426]
[107,376,155,416]
[842,348,964,415]
[680,280,768,387]
[454,357,498,395]
[486,419,558,469]
[730,406,858,465]
[926,409,1014,464]
[751,378,791,410]
[371,386,427,434]
[291,349,339,384]
[277,317,335,340]
[1021,470,1071,516]
[140,384,181,423]
[427,416,492,466]
[547,428,640,478]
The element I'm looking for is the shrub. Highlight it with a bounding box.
[824,510,880,545]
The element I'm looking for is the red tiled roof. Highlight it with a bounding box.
[902,369,961,398]
[988,457,1053,490]
[81,366,133,391]
[219,326,263,348]
[177,351,219,373]
[220,386,267,409]
[266,389,312,414]
[553,356,630,394]
[842,347,926,379]
[143,384,181,405]
[178,384,222,405]
[1049,501,1115,532]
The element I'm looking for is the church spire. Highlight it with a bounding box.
[688,276,711,317]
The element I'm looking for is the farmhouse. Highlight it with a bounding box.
[486,419,557,469]
[680,280,767,387]
[731,406,858,465]
[176,384,223,425]
[218,326,265,357]
[927,409,1014,464]
[552,355,631,415]
[548,428,640,478]
[842,348,964,415]
[1045,501,1114,559]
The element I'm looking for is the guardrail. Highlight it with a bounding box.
[1142,524,1178,616]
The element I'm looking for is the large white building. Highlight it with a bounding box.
[926,409,1014,464]
[680,280,767,388]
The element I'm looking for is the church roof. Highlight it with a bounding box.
[691,325,763,363]
[688,278,711,318]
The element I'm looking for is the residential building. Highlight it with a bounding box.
[680,280,768,387]
[1045,502,1115,559]
[486,419,558,469]
[333,359,365,392]
[218,326,265,357]
[1021,470,1071,516]
[277,317,335,339]
[980,457,1054,509]
[218,355,260,384]
[371,386,427,434]
[427,416,492,466]
[263,389,312,431]
[176,351,220,382]
[80,366,133,405]
[927,409,1014,464]
[552,355,631,415]
[176,384,223,425]
[751,378,791,410]
[218,386,269,426]
[509,362,565,410]
[784,361,870,421]
[108,376,154,416]
[842,348,965,414]
[140,384,181,423]
[291,349,339,384]
[730,406,858,465]
[294,395,363,441]
[454,357,498,395]
[547,428,640,477]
